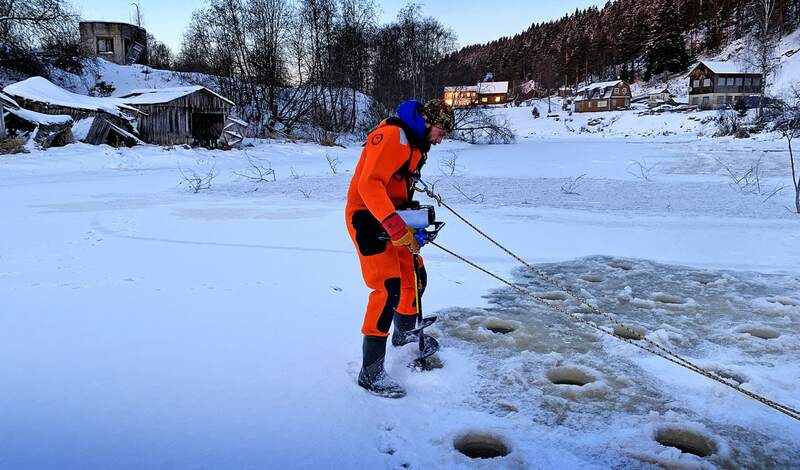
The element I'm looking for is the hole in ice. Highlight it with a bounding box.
[652,294,686,305]
[613,324,646,340]
[580,274,605,283]
[608,260,634,270]
[537,291,568,301]
[453,431,510,459]
[546,367,596,386]
[482,318,520,335]
[741,327,780,340]
[487,325,515,334]
[654,427,717,458]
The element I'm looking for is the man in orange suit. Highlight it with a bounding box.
[345,99,454,398]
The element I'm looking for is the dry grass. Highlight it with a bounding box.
[0,137,28,155]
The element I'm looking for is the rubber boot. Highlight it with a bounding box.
[358,336,406,398]
[391,313,418,347]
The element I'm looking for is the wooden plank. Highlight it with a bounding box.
[0,103,6,139]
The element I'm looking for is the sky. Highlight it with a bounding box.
[72,0,608,53]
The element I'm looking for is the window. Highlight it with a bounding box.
[726,95,733,103]
[716,96,724,104]
[692,79,700,88]
[597,100,607,108]
[481,97,488,103]
[744,77,751,86]
[703,78,711,87]
[735,77,743,86]
[613,87,619,95]
[692,97,700,105]
[96,37,114,53]
[725,77,734,86]
[494,96,502,103]
[702,96,710,105]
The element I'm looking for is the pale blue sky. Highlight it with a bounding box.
[72,0,607,52]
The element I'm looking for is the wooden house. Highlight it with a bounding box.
[476,81,509,105]
[574,80,631,113]
[444,86,478,108]
[687,61,762,109]
[119,86,235,147]
[443,81,510,107]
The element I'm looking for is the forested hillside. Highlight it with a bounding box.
[436,0,800,89]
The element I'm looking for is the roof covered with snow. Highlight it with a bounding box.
[3,77,139,118]
[576,80,623,93]
[119,86,235,106]
[5,107,73,126]
[444,85,478,93]
[691,61,758,75]
[0,91,20,110]
[476,81,509,94]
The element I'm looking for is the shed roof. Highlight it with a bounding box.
[444,85,478,92]
[476,81,509,94]
[119,86,235,106]
[3,77,139,117]
[576,80,623,93]
[5,107,73,126]
[0,91,20,110]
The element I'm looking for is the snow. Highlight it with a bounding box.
[476,81,509,94]
[2,77,139,118]
[694,60,751,75]
[119,86,235,106]
[576,80,623,93]
[0,90,19,109]
[2,31,800,469]
[2,99,800,468]
[70,118,94,141]
[5,106,72,126]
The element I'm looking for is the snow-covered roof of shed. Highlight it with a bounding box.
[5,107,73,126]
[444,85,478,92]
[476,81,509,94]
[576,80,623,93]
[0,91,20,110]
[119,86,235,106]
[686,61,763,77]
[3,77,139,117]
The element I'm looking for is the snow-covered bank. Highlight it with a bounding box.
[1,129,798,468]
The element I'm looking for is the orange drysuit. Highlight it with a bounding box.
[345,118,428,337]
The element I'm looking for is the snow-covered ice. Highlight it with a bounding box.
[1,106,800,468]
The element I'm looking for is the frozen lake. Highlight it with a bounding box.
[1,133,798,469]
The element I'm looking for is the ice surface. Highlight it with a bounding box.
[439,256,800,468]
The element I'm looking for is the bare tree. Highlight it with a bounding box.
[628,159,659,182]
[325,153,341,174]
[714,155,785,202]
[561,174,586,195]
[439,151,461,177]
[452,107,515,144]
[233,154,276,182]
[776,103,800,213]
[742,0,782,119]
[179,165,218,193]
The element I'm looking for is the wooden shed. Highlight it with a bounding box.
[3,107,73,148]
[119,86,235,147]
[3,76,140,146]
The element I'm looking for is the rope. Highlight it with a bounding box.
[416,183,800,422]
